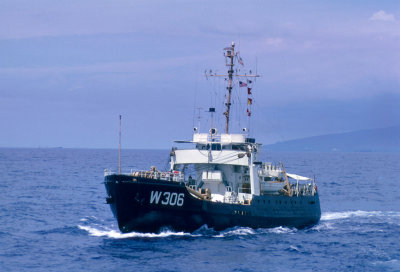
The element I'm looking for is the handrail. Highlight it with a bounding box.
[292,183,315,196]
[105,169,184,182]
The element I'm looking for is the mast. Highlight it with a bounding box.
[206,42,259,134]
[224,42,235,134]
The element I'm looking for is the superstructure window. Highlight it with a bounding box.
[234,165,241,173]
[211,144,221,150]
[222,144,230,150]
[232,144,245,151]
[196,144,207,150]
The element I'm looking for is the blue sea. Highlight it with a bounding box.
[1,148,399,271]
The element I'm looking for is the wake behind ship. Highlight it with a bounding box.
[104,42,321,233]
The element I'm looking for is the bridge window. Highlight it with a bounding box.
[232,144,246,151]
[234,165,241,173]
[211,144,221,150]
[222,144,233,150]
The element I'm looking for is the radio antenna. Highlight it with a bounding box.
[119,115,122,174]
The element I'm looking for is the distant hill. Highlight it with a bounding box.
[265,126,400,152]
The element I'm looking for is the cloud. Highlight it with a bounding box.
[369,10,396,22]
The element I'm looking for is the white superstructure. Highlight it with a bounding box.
[170,132,259,203]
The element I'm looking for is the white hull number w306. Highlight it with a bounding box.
[150,191,184,206]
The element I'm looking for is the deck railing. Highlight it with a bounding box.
[293,182,316,196]
[104,169,184,182]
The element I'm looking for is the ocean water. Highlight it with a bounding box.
[0,148,399,271]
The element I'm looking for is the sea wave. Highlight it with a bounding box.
[288,245,303,253]
[310,222,334,231]
[321,210,400,221]
[204,225,296,237]
[265,226,296,234]
[212,227,255,237]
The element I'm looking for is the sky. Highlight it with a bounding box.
[0,0,399,148]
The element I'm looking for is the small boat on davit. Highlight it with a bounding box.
[104,42,321,233]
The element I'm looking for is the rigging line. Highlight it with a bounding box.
[216,72,220,106]
[209,150,235,160]
[205,150,244,162]
[183,157,244,174]
[214,155,244,164]
[247,84,252,135]
[241,81,246,128]
[215,75,221,128]
[163,155,171,171]
[252,99,262,136]
[198,149,211,158]
[192,163,231,172]
[192,149,244,163]
[219,77,226,130]
[233,84,243,131]
[215,69,221,108]
[210,149,227,160]
[210,76,213,107]
[247,110,251,136]
[192,67,199,129]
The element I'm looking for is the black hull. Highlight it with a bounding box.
[105,174,321,233]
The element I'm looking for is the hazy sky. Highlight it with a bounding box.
[1,0,399,148]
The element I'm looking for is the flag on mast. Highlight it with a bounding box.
[247,98,253,105]
[239,81,247,87]
[238,56,244,66]
[246,108,251,116]
[247,88,252,95]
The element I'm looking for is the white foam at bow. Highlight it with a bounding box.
[268,226,295,234]
[311,222,334,231]
[78,225,191,239]
[213,227,255,237]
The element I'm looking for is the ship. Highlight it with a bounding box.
[104,42,321,233]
